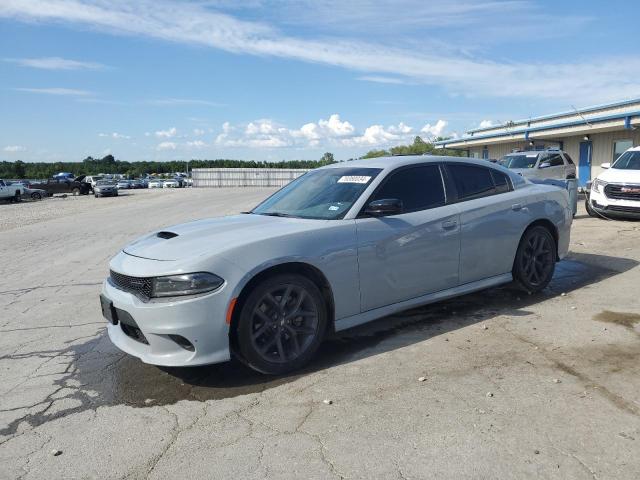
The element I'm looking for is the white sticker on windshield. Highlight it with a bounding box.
[328,205,339,211]
[338,175,371,184]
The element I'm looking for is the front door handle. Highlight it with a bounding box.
[442,220,458,230]
[511,203,523,211]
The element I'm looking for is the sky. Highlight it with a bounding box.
[1,0,639,163]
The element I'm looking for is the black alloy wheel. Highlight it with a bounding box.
[236,274,327,374]
[513,226,556,293]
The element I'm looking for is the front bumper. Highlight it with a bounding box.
[590,188,640,218]
[102,278,232,366]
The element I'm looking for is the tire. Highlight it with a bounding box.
[236,274,328,375]
[512,225,556,293]
[72,187,80,196]
[31,192,42,200]
[95,193,100,198]
[585,195,598,218]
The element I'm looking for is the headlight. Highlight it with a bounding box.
[593,178,607,193]
[152,272,224,297]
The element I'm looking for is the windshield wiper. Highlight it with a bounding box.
[257,212,298,218]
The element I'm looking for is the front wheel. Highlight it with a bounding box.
[72,187,80,196]
[513,226,556,293]
[236,274,327,375]
[31,192,42,200]
[585,195,598,218]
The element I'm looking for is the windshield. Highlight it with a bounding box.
[252,167,382,220]
[96,180,114,186]
[612,150,640,170]
[499,154,537,169]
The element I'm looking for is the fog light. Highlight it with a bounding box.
[169,334,195,352]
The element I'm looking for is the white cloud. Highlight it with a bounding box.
[186,140,206,148]
[478,119,494,128]
[357,76,412,85]
[155,127,177,138]
[14,87,92,96]
[3,145,26,152]
[216,115,445,149]
[156,141,177,151]
[420,120,448,138]
[4,56,106,70]
[193,128,205,136]
[1,1,635,102]
[98,132,130,139]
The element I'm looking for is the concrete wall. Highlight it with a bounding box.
[192,168,309,187]
[470,130,640,180]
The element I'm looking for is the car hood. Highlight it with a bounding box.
[597,168,640,184]
[123,214,324,261]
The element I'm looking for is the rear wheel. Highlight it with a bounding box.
[513,226,556,293]
[31,192,42,200]
[236,274,327,375]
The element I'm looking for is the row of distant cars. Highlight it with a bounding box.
[0,173,192,202]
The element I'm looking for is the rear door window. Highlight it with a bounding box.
[447,164,496,201]
[371,165,445,213]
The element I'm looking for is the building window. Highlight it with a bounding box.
[613,140,633,162]
[482,147,489,159]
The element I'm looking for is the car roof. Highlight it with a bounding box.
[627,146,640,152]
[319,154,501,171]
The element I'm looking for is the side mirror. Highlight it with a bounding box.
[365,198,403,216]
[538,161,551,169]
[601,162,611,169]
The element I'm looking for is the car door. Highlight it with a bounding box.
[355,164,460,312]
[446,163,531,284]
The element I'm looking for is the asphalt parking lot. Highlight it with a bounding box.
[1,188,639,479]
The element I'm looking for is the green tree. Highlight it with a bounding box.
[320,152,335,164]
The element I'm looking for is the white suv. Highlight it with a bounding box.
[499,149,577,180]
[587,146,640,219]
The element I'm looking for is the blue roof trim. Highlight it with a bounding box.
[436,110,640,147]
[466,97,640,135]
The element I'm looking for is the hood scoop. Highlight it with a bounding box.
[157,231,179,239]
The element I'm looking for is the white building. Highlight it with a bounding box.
[435,98,640,186]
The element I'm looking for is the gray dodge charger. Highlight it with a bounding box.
[101,156,572,374]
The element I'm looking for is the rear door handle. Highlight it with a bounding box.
[511,203,523,211]
[442,220,458,230]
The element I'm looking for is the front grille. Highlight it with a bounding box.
[604,183,640,201]
[109,270,153,299]
[606,205,640,214]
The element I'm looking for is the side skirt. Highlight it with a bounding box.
[334,273,513,332]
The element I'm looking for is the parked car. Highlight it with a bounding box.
[587,146,640,218]
[499,149,576,180]
[94,180,118,198]
[22,187,47,200]
[129,180,144,189]
[79,175,104,192]
[117,180,131,189]
[101,155,572,374]
[29,177,91,196]
[0,179,25,202]
[148,179,164,188]
[163,179,180,188]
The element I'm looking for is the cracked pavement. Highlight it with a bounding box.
[1,188,639,479]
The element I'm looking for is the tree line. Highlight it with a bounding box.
[0,137,463,179]
[362,136,464,158]
[0,155,337,180]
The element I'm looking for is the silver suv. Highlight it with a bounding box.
[498,149,577,180]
